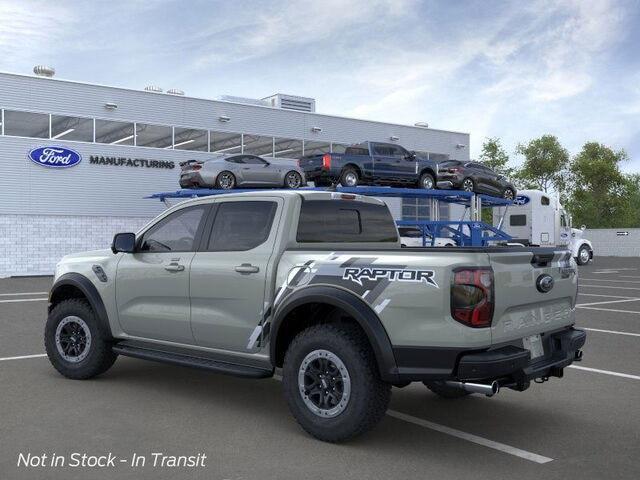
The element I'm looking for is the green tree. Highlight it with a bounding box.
[566,142,635,228]
[515,135,569,194]
[479,137,514,177]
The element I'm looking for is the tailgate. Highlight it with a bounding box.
[488,249,577,344]
[298,154,342,171]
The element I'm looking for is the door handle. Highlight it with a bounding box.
[235,263,260,274]
[164,263,185,272]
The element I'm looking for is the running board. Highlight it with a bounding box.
[112,343,273,379]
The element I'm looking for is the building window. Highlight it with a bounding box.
[274,137,303,158]
[331,143,349,154]
[51,115,93,142]
[303,140,331,156]
[95,119,135,145]
[173,127,208,151]
[3,110,49,138]
[402,199,431,221]
[210,131,242,154]
[243,135,274,156]
[135,123,172,148]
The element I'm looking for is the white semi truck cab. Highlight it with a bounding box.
[493,189,594,265]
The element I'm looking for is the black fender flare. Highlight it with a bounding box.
[269,285,399,383]
[49,273,113,338]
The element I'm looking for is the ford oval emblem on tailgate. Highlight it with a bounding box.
[536,274,554,293]
[28,146,82,168]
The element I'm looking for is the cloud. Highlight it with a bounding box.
[191,0,415,68]
[0,0,75,66]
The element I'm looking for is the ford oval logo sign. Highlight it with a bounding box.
[514,195,530,206]
[536,274,554,293]
[28,146,82,168]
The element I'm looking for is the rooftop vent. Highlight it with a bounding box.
[263,93,316,113]
[167,88,185,96]
[144,85,163,93]
[33,65,55,78]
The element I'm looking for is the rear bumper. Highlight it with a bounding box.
[302,166,335,182]
[393,327,586,384]
[179,172,207,188]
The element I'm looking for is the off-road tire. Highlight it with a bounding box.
[339,167,359,187]
[419,172,435,190]
[423,380,472,398]
[45,299,117,380]
[283,324,391,442]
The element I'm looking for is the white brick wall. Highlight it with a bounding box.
[0,214,153,277]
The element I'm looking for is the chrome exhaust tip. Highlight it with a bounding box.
[444,380,500,397]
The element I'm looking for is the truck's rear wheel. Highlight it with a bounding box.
[339,168,359,187]
[423,381,472,399]
[282,324,391,442]
[419,172,435,190]
[45,299,117,379]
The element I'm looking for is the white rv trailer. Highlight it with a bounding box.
[493,189,594,265]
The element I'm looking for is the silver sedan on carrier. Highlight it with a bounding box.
[179,154,306,190]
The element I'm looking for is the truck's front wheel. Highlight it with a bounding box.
[576,244,591,265]
[282,324,391,442]
[45,299,117,380]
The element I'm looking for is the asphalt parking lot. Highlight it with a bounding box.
[1,257,639,480]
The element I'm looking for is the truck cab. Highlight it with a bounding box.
[494,189,594,265]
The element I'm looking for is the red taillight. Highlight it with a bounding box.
[322,153,331,169]
[450,267,494,328]
[448,167,460,173]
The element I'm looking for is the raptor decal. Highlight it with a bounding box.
[342,267,438,288]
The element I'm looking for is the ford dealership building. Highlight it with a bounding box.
[0,69,470,277]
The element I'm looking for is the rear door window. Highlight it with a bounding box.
[207,201,278,251]
[297,200,398,243]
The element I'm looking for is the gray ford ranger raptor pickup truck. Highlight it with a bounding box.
[46,190,585,442]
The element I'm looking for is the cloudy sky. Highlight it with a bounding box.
[1,0,639,169]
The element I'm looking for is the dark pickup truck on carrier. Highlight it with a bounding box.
[299,141,440,189]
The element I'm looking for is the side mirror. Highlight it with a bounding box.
[112,232,136,254]
[581,225,586,231]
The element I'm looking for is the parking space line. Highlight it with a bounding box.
[0,298,48,304]
[577,305,640,314]
[583,327,640,337]
[0,354,47,362]
[0,292,48,296]
[576,298,640,307]
[579,284,640,291]
[578,293,638,299]
[569,365,640,381]
[581,278,640,284]
[386,410,553,464]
